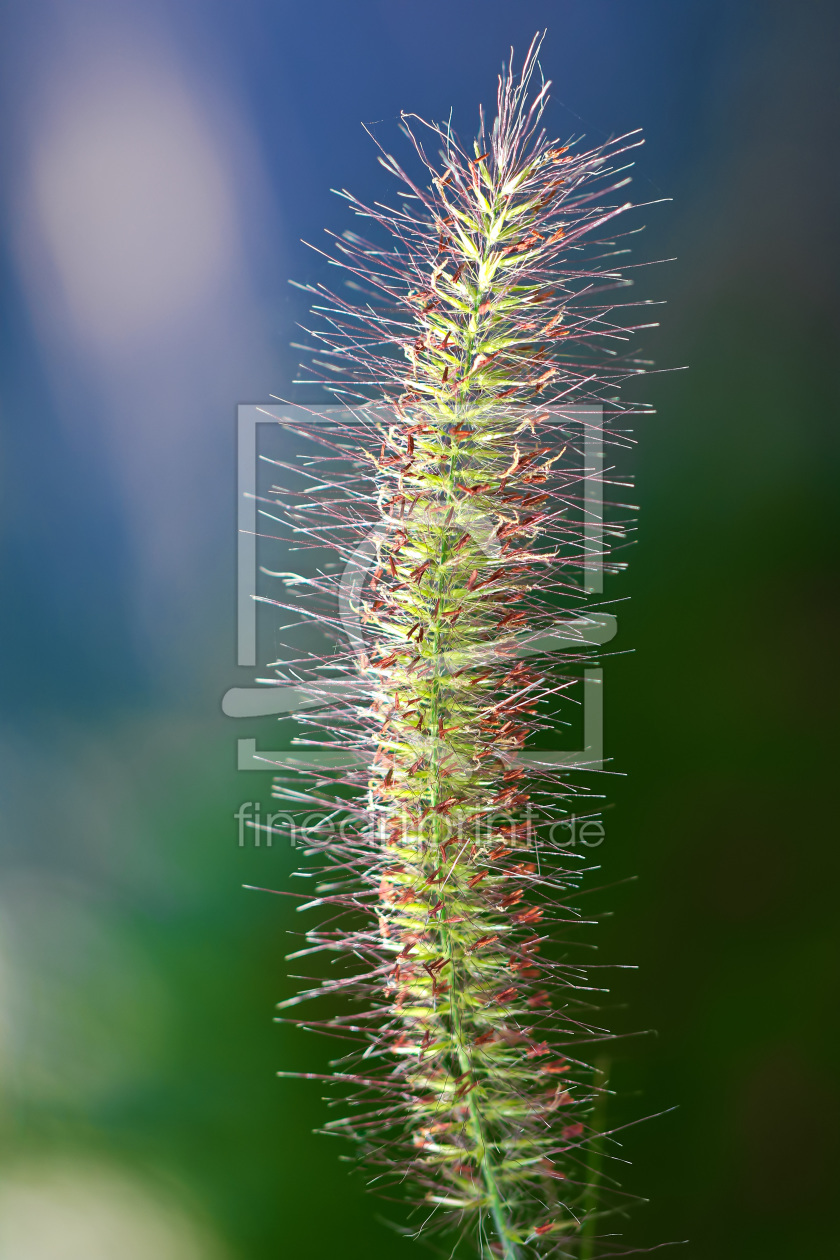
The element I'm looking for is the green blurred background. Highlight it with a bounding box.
[0,1,837,1256]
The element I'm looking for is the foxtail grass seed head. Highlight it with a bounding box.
[265,35,657,1259]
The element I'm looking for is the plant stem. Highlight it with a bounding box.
[579,1056,610,1260]
[427,461,519,1260]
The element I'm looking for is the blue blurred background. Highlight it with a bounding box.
[0,1,837,1256]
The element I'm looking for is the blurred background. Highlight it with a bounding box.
[0,1,837,1256]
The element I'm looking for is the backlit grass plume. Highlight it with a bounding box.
[263,35,654,1259]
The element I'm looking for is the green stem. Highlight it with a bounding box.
[462,1021,521,1260]
[435,906,519,1260]
[404,193,520,1253]
[579,1056,610,1260]
[423,435,518,1260]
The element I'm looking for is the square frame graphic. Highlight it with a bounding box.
[224,405,615,771]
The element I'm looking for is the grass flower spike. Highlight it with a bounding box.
[266,35,654,1259]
